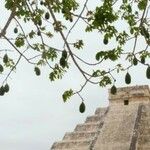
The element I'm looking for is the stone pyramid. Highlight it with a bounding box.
[50,85,150,150]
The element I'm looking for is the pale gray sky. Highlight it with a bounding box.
[0,0,150,150]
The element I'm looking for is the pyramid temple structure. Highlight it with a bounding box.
[51,85,150,150]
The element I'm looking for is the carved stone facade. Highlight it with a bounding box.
[50,85,150,150]
[109,85,150,104]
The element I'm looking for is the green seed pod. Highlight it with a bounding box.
[42,51,46,59]
[37,30,41,36]
[59,57,66,68]
[103,38,108,45]
[4,84,9,93]
[61,8,66,13]
[111,85,117,95]
[3,54,8,64]
[144,30,149,39]
[140,26,145,36]
[141,26,149,38]
[130,28,134,34]
[146,66,150,79]
[45,12,50,20]
[0,86,5,96]
[69,18,73,22]
[125,72,131,84]
[141,56,145,64]
[40,1,44,5]
[79,101,86,113]
[38,19,42,26]
[34,67,41,76]
[62,50,67,59]
[0,64,4,73]
[145,33,149,39]
[14,27,18,34]
[133,57,138,66]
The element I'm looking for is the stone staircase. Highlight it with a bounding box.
[137,103,150,150]
[93,103,140,150]
[51,107,108,150]
[51,85,150,150]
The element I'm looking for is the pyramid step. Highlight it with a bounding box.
[141,117,150,120]
[63,131,96,141]
[94,144,131,150]
[141,111,150,116]
[51,140,92,149]
[139,128,150,135]
[137,146,150,150]
[95,107,107,115]
[110,104,138,112]
[74,123,100,132]
[138,135,150,144]
[85,115,101,123]
[140,120,150,126]
[141,112,150,117]
[139,127,150,131]
[109,108,136,114]
[51,148,89,150]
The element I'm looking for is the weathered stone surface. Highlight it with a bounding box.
[63,131,96,141]
[94,103,139,150]
[51,107,107,150]
[136,103,150,149]
[85,115,102,123]
[94,107,107,115]
[137,146,150,150]
[50,85,150,150]
[51,140,92,149]
[138,135,150,144]
[93,143,132,150]
[74,123,100,132]
[109,85,150,104]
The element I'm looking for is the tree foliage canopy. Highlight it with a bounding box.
[0,0,150,112]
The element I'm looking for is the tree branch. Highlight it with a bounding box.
[0,10,16,37]
[47,3,89,81]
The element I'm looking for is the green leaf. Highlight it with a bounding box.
[62,89,73,102]
[5,0,14,10]
[99,76,112,87]
[42,48,57,61]
[138,0,147,10]
[93,3,118,28]
[95,51,104,61]
[73,40,84,49]
[15,37,25,47]
[92,70,101,77]
[29,30,36,39]
[49,64,65,81]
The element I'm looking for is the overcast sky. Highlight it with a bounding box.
[0,0,150,150]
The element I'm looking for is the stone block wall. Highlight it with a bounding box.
[50,85,150,150]
[109,85,150,104]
